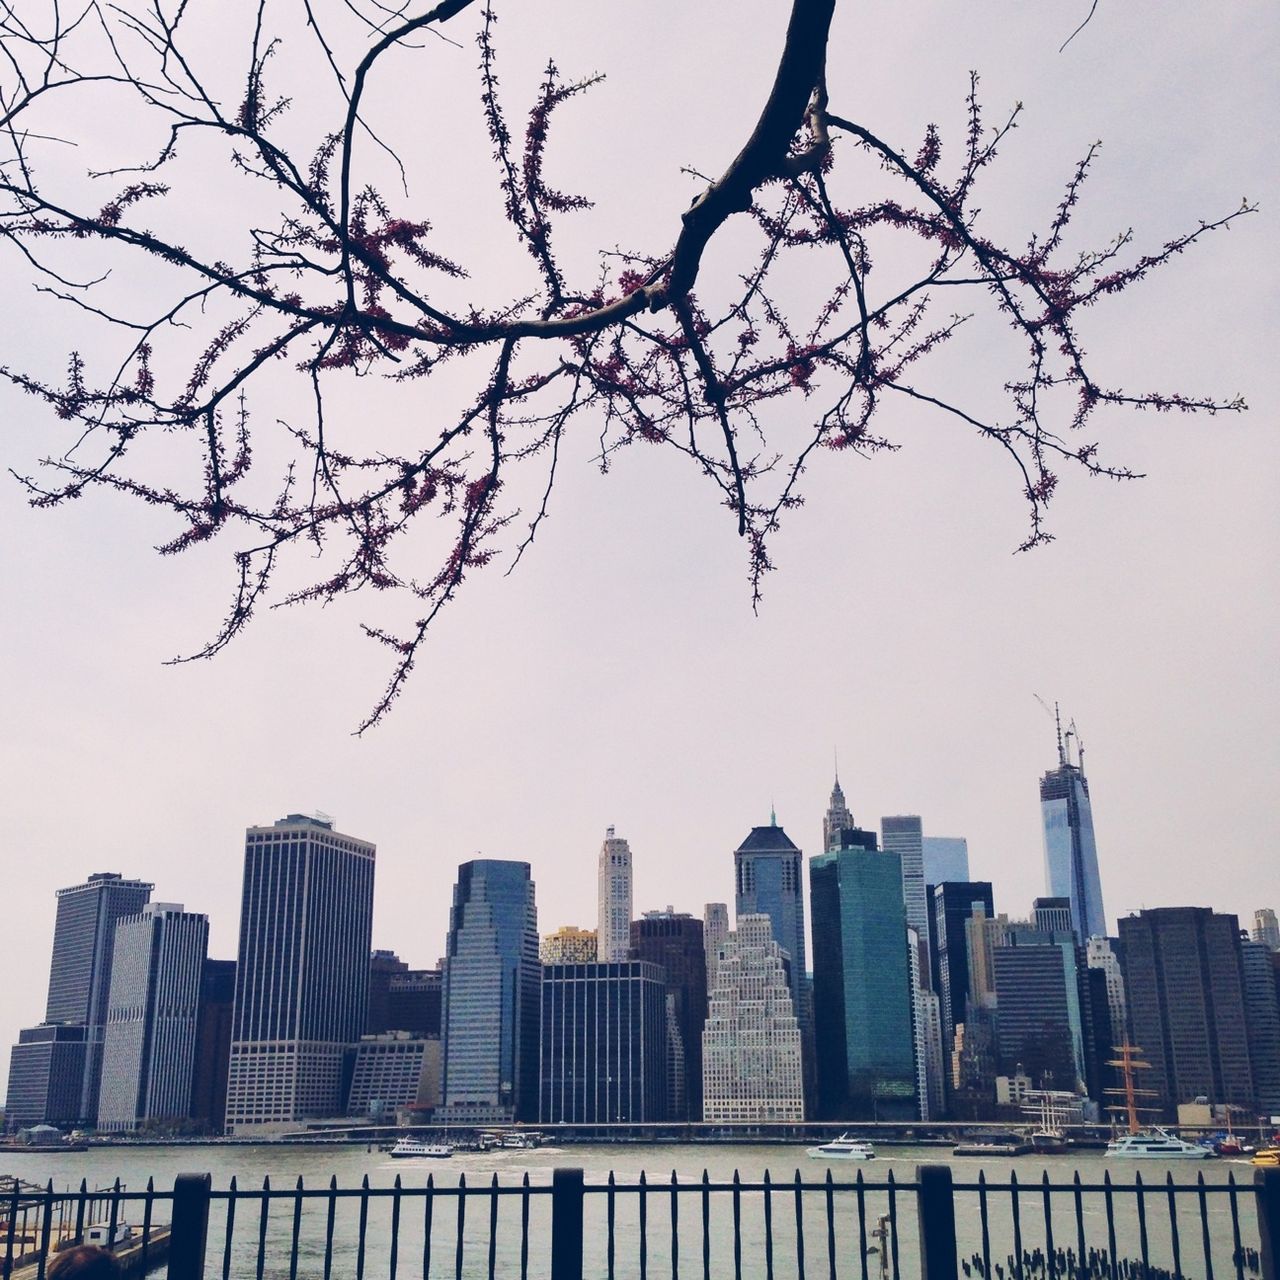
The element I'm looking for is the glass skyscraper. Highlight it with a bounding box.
[439,859,540,1123]
[810,837,917,1120]
[225,814,376,1131]
[1040,729,1106,940]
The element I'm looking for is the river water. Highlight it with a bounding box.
[5,1142,1267,1279]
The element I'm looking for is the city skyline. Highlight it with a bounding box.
[1,747,1275,1096]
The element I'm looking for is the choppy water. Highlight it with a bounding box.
[4,1142,1266,1279]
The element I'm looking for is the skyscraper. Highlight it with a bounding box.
[882,815,929,971]
[1039,717,1106,940]
[810,837,917,1120]
[991,929,1083,1091]
[702,915,804,1122]
[703,903,729,988]
[540,926,598,964]
[1118,908,1254,1120]
[733,816,808,1038]
[1086,936,1127,1042]
[4,1026,88,1129]
[931,881,995,1054]
[1241,939,1280,1117]
[597,827,633,964]
[439,859,540,1124]
[43,872,154,1123]
[225,814,376,1131]
[1033,897,1074,935]
[630,910,707,1118]
[98,903,209,1132]
[190,959,235,1132]
[922,837,970,886]
[1255,909,1280,952]
[822,772,854,853]
[539,961,668,1123]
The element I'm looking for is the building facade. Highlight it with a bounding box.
[630,910,707,1119]
[225,814,376,1131]
[1118,908,1254,1120]
[1033,897,1075,935]
[1255,909,1280,952]
[822,774,855,854]
[98,903,209,1132]
[991,931,1081,1091]
[597,828,633,964]
[810,840,917,1120]
[931,881,995,1055]
[881,815,929,972]
[733,819,809,1041]
[439,859,540,1124]
[703,903,729,989]
[4,1026,88,1130]
[190,959,235,1132]
[347,1033,439,1118]
[42,872,154,1124]
[1039,728,1106,941]
[539,962,668,1124]
[1086,936,1127,1043]
[1242,939,1280,1118]
[702,914,804,1122]
[541,926,598,965]
[922,837,970,887]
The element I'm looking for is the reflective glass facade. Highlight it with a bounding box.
[1040,763,1106,940]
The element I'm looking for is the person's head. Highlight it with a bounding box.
[47,1245,121,1278]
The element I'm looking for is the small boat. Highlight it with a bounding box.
[807,1134,876,1160]
[1106,1129,1214,1159]
[390,1137,453,1159]
[1252,1148,1280,1167]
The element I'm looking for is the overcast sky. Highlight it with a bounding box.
[1,0,1276,1095]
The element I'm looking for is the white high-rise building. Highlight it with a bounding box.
[702,914,804,1122]
[597,826,633,963]
[1086,935,1127,1041]
[907,926,945,1120]
[225,814,376,1132]
[98,903,208,1132]
[1254,909,1280,952]
[703,902,729,988]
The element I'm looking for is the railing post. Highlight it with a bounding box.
[1258,1167,1280,1280]
[917,1164,958,1280]
[550,1167,584,1280]
[167,1173,211,1280]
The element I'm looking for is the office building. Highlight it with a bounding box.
[367,950,409,1034]
[98,903,209,1132]
[1039,719,1106,940]
[882,815,929,972]
[439,859,540,1124]
[991,931,1081,1091]
[190,959,235,1132]
[41,872,154,1124]
[347,1033,440,1119]
[1086,937,1127,1042]
[703,903,729,988]
[734,817,809,1040]
[932,882,995,1053]
[1033,897,1074,935]
[539,961,668,1123]
[922,837,970,887]
[702,914,804,1122]
[597,827,633,964]
[1242,939,1280,1117]
[541,926,598,965]
[225,814,376,1131]
[365,954,444,1037]
[810,836,917,1120]
[4,1026,88,1130]
[1118,908,1254,1119]
[630,910,707,1118]
[1255,909,1280,952]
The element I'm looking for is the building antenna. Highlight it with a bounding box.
[1033,693,1066,766]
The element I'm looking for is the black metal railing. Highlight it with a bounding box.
[2,1166,1277,1280]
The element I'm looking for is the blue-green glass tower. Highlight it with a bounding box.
[810,831,917,1120]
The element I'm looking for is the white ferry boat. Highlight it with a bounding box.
[390,1137,453,1159]
[806,1134,876,1161]
[1105,1128,1213,1159]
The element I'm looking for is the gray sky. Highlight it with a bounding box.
[1,0,1277,1094]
